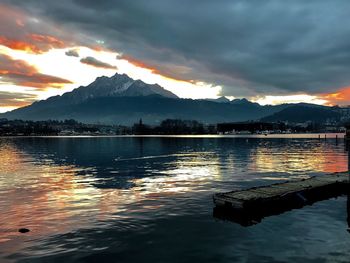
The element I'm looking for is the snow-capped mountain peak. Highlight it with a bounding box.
[59,72,178,104]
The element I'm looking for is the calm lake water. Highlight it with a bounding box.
[0,135,349,263]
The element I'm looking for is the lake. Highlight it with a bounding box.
[0,135,349,262]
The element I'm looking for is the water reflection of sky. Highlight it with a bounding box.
[0,137,349,262]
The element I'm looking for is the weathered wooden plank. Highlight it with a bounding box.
[215,173,348,204]
[213,172,349,226]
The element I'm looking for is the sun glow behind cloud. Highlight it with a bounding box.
[253,94,328,106]
[2,2,350,114]
[0,43,223,112]
[1,39,348,113]
[0,1,346,113]
[0,2,222,113]
[320,86,350,106]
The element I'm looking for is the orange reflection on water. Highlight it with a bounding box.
[249,142,348,176]
[0,138,348,261]
[134,154,222,195]
[0,143,223,257]
[0,144,110,258]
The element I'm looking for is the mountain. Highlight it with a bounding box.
[231,98,259,106]
[260,105,341,123]
[44,73,178,106]
[0,73,330,125]
[2,96,287,125]
[203,97,261,106]
[204,96,231,103]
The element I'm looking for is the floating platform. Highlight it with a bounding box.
[213,172,349,226]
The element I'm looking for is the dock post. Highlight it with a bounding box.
[345,126,350,231]
[347,192,350,232]
[345,124,350,146]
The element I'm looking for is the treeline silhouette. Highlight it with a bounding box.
[0,119,126,136]
[0,118,217,136]
[133,119,217,135]
[0,118,342,136]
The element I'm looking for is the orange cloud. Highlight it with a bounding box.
[120,54,192,83]
[2,100,32,108]
[28,34,65,49]
[320,86,350,106]
[0,54,72,89]
[0,34,66,54]
[0,36,42,54]
[0,91,37,108]
[0,4,71,54]
[120,55,156,72]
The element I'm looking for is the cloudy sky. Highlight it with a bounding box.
[1,0,350,112]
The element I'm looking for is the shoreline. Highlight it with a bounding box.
[0,133,345,139]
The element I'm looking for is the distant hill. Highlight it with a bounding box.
[0,72,334,125]
[203,96,231,103]
[260,105,341,123]
[2,95,290,125]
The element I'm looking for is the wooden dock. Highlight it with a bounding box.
[213,172,349,226]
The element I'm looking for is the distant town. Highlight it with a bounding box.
[0,117,347,136]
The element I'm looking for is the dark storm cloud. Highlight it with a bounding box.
[65,49,79,57]
[80,56,117,69]
[0,4,73,54]
[5,0,350,96]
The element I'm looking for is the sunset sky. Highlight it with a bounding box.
[1,0,350,113]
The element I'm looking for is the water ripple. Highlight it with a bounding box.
[0,136,348,262]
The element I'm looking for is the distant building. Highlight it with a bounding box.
[217,122,285,134]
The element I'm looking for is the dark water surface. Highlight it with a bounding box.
[0,135,349,262]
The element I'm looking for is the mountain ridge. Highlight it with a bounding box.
[0,73,338,125]
[31,73,178,107]
[260,105,341,123]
